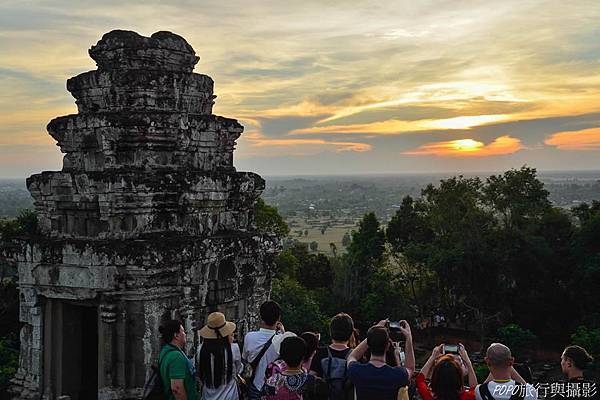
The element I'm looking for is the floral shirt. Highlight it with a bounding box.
[262,370,318,400]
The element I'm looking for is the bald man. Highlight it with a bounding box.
[475,343,537,400]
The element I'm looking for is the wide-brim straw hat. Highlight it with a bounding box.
[199,312,236,339]
[272,331,297,354]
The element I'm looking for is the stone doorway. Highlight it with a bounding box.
[43,300,98,400]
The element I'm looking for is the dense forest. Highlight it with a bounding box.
[259,167,600,366]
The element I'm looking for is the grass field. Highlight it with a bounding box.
[287,217,357,256]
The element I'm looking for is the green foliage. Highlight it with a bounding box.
[347,212,385,267]
[344,212,386,317]
[0,209,38,241]
[473,363,490,383]
[266,166,598,350]
[571,326,600,369]
[341,232,351,247]
[496,324,537,358]
[0,335,19,395]
[271,277,328,334]
[274,250,301,280]
[358,266,412,323]
[483,166,551,231]
[255,197,289,238]
[289,243,333,290]
[386,196,430,252]
[309,241,318,252]
[572,200,600,226]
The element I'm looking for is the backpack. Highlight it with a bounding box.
[142,347,178,400]
[239,335,275,396]
[321,347,352,400]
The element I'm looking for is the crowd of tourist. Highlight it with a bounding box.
[147,300,597,400]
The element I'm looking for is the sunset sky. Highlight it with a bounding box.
[1,0,599,177]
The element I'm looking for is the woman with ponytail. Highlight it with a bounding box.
[559,345,597,400]
[196,312,241,400]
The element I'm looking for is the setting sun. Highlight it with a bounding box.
[451,139,483,152]
[404,135,523,157]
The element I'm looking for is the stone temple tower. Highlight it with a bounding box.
[10,30,279,400]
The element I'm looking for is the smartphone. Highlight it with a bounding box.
[388,321,402,331]
[443,344,459,354]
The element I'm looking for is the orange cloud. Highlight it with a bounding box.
[236,120,373,157]
[291,114,511,136]
[404,135,523,157]
[248,138,372,153]
[545,127,600,150]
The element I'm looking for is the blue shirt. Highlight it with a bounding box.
[348,362,409,400]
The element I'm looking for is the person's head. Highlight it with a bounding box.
[450,354,468,377]
[330,313,355,343]
[561,345,594,376]
[300,332,319,361]
[260,300,282,327]
[160,320,186,347]
[485,343,514,371]
[430,355,464,400]
[367,326,390,357]
[280,336,307,368]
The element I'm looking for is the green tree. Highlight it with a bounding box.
[309,241,318,252]
[570,202,600,331]
[329,243,338,258]
[291,243,333,290]
[572,200,600,225]
[571,326,600,369]
[483,166,551,232]
[255,197,289,238]
[419,176,498,311]
[347,212,385,268]
[271,277,328,334]
[386,196,430,252]
[274,250,301,280]
[496,324,537,359]
[342,232,351,247]
[0,334,18,395]
[344,212,385,315]
[0,210,38,241]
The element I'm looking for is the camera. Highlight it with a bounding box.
[387,320,404,343]
[443,344,459,354]
[388,321,403,331]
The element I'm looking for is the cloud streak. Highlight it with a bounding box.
[404,135,523,157]
[545,127,600,151]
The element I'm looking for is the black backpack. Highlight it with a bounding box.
[142,348,178,400]
[321,348,352,400]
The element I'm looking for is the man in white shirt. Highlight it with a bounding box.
[475,343,537,400]
[242,300,285,399]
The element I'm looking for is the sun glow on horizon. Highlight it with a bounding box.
[451,139,483,152]
[404,135,523,157]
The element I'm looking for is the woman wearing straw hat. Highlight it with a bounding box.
[196,312,242,400]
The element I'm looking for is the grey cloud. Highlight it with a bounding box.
[469,112,600,145]
[256,116,328,138]
[230,56,325,79]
